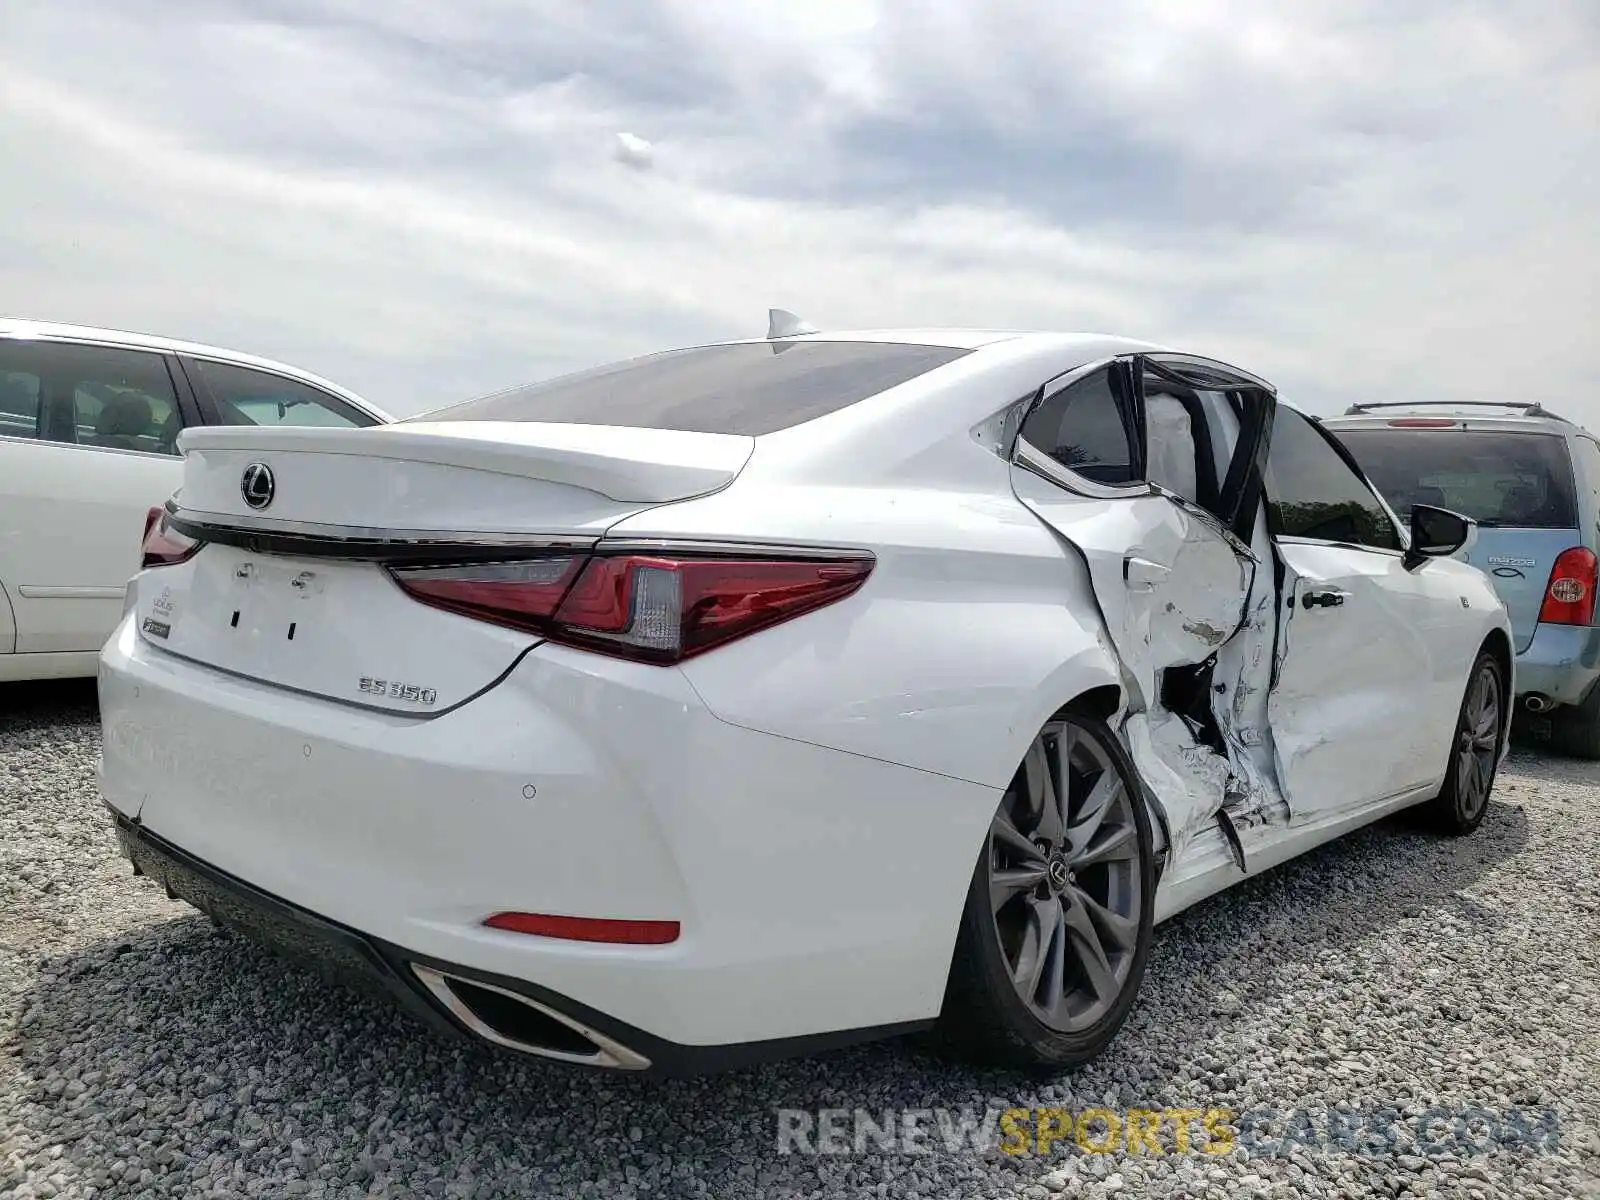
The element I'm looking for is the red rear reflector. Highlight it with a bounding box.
[140,506,202,569]
[1540,547,1599,626]
[1386,418,1458,427]
[389,550,873,664]
[483,912,680,945]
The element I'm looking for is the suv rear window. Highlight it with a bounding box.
[412,341,971,437]
[1334,428,1579,529]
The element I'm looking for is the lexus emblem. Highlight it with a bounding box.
[240,462,275,510]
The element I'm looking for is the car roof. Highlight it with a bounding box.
[703,327,1170,354]
[0,316,390,420]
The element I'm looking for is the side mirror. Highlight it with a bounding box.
[1404,503,1475,570]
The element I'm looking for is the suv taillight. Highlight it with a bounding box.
[140,507,202,569]
[389,549,874,664]
[1539,547,1599,626]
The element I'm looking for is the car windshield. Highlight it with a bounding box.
[1333,427,1579,529]
[409,340,971,437]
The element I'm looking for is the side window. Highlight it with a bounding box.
[1575,438,1600,536]
[1578,438,1600,501]
[1264,405,1402,550]
[0,367,42,440]
[1018,369,1140,485]
[188,359,374,429]
[0,338,183,454]
[74,382,180,450]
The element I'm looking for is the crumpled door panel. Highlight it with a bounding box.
[1011,463,1288,873]
[1011,471,1254,708]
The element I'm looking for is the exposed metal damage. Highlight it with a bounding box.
[1003,351,1295,882]
[1015,473,1295,877]
[1109,509,1291,877]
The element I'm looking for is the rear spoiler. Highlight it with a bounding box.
[1343,400,1572,424]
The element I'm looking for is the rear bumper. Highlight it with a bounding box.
[97,613,992,1064]
[111,811,928,1076]
[1513,622,1600,707]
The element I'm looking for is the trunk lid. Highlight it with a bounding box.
[140,423,753,711]
[174,421,755,529]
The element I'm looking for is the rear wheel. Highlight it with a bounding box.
[1551,681,1600,760]
[934,710,1155,1069]
[1422,650,1505,834]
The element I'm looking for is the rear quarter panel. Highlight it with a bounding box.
[616,470,1124,791]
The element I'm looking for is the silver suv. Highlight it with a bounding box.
[1324,401,1600,757]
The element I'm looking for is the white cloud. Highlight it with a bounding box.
[613,131,656,171]
[0,0,1595,421]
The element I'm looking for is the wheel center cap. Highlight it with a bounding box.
[1046,857,1071,893]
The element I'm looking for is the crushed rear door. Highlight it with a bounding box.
[1007,356,1285,868]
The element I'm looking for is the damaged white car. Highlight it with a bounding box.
[99,318,1513,1074]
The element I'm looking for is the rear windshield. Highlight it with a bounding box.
[1334,428,1578,529]
[411,340,971,437]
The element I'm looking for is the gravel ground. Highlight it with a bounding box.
[2,680,1598,1200]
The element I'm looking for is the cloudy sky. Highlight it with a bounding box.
[3,1,1596,419]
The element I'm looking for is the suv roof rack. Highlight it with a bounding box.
[1342,400,1572,424]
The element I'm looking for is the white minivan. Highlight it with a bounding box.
[0,319,390,682]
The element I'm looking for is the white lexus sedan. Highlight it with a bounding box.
[98,318,1512,1075]
[0,319,389,683]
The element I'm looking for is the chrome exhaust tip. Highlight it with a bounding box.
[1524,693,1553,713]
[410,964,650,1071]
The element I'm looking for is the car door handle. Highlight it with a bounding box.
[1302,587,1350,609]
[1124,556,1170,591]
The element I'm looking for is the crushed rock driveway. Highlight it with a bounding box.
[2,680,1598,1199]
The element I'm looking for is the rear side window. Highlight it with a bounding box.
[1575,438,1600,513]
[187,359,375,429]
[1334,428,1578,529]
[1018,368,1139,485]
[0,368,41,439]
[413,341,971,436]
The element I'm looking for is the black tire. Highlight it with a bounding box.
[932,710,1156,1069]
[1551,681,1600,760]
[1421,650,1506,835]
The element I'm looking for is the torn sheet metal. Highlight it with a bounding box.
[1123,707,1233,869]
[1207,513,1292,837]
[1013,470,1256,712]
[1010,458,1292,879]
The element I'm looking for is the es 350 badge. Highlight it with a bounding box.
[358,677,438,705]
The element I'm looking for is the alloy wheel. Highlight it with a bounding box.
[1456,661,1501,821]
[986,719,1144,1033]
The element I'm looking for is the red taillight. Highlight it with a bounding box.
[1540,547,1599,626]
[385,557,587,631]
[1386,418,1459,427]
[483,911,680,945]
[388,550,873,664]
[140,506,201,569]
